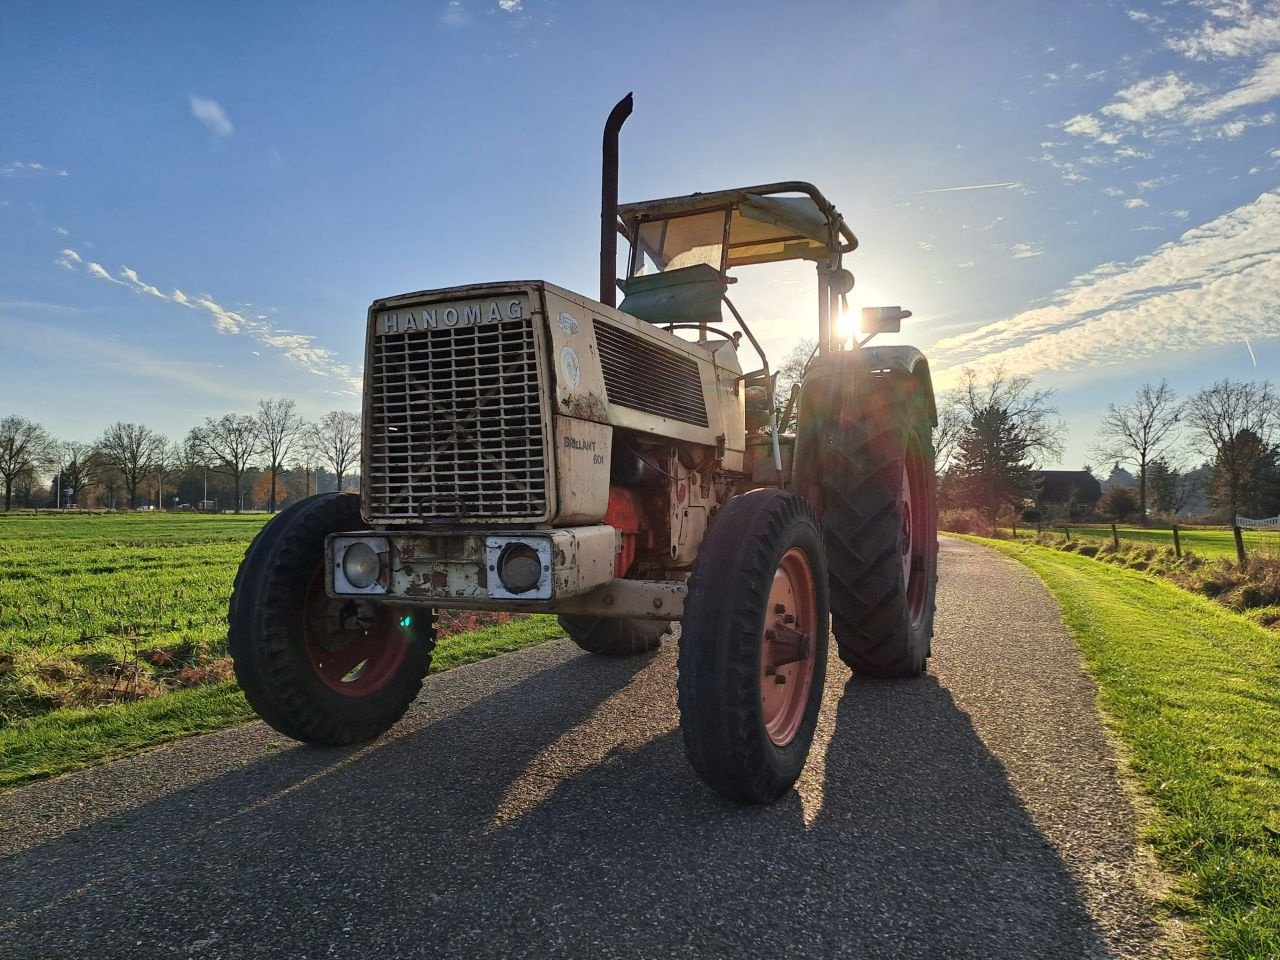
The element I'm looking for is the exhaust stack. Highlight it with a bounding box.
[599,93,633,309]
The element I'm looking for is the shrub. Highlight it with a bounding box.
[939,508,988,535]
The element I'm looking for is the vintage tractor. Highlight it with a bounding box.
[229,96,938,803]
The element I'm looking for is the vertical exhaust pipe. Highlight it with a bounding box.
[600,92,633,309]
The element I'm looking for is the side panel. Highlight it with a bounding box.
[552,415,611,524]
[543,285,744,457]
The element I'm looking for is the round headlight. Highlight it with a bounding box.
[497,542,542,594]
[341,541,381,589]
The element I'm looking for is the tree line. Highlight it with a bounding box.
[934,369,1280,525]
[0,401,361,514]
[773,340,1280,526]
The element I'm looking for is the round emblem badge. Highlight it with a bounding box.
[560,346,582,389]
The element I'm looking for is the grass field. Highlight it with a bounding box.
[1019,523,1279,560]
[970,536,1280,959]
[0,511,565,787]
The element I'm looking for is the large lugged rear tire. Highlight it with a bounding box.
[822,374,938,677]
[677,489,829,803]
[228,493,435,746]
[558,616,667,656]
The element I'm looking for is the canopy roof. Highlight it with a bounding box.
[617,181,858,269]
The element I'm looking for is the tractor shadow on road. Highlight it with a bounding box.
[1,645,1122,959]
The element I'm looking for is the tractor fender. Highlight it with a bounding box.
[789,346,937,503]
[861,345,937,426]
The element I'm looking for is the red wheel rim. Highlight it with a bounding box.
[302,570,412,697]
[760,547,818,747]
[901,434,930,628]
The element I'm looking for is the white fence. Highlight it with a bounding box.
[1236,515,1280,529]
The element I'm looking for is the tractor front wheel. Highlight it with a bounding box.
[677,489,829,803]
[228,493,435,746]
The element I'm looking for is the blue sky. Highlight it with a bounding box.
[2,0,1277,470]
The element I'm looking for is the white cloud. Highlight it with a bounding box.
[1104,186,1126,197]
[1170,209,1190,218]
[1101,72,1199,121]
[1168,8,1280,60]
[918,240,934,251]
[957,261,975,268]
[1188,52,1280,120]
[498,0,521,9]
[54,226,69,236]
[1010,242,1043,259]
[71,256,355,388]
[86,262,127,285]
[120,266,169,300]
[930,189,1280,382]
[1063,113,1104,138]
[189,96,233,138]
[195,296,244,334]
[1125,198,1149,208]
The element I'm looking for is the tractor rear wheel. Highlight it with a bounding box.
[822,374,938,677]
[677,489,829,803]
[228,493,435,745]
[558,615,667,656]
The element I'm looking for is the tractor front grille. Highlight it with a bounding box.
[365,313,549,522]
[595,323,709,427]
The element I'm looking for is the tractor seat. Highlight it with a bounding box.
[618,263,728,327]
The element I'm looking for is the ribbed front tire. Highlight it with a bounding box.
[677,489,829,803]
[228,493,435,745]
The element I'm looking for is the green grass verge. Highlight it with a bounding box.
[1020,524,1279,560]
[962,535,1280,958]
[0,614,565,790]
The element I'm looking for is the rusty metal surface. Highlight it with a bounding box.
[556,577,687,620]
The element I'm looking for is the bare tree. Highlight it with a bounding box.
[932,400,967,474]
[310,410,360,492]
[1091,380,1182,523]
[0,415,56,510]
[292,423,320,499]
[256,398,305,512]
[56,441,102,506]
[773,338,816,432]
[1184,380,1280,521]
[150,441,186,510]
[188,414,261,514]
[98,422,167,509]
[940,367,1066,524]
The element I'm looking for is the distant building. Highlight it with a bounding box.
[1034,470,1102,517]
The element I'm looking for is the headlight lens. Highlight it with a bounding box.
[341,541,382,589]
[497,542,542,594]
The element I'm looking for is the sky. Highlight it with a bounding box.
[2,0,1278,471]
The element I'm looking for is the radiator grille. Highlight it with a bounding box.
[366,316,548,522]
[595,323,709,427]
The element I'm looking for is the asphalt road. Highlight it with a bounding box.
[0,538,1190,960]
